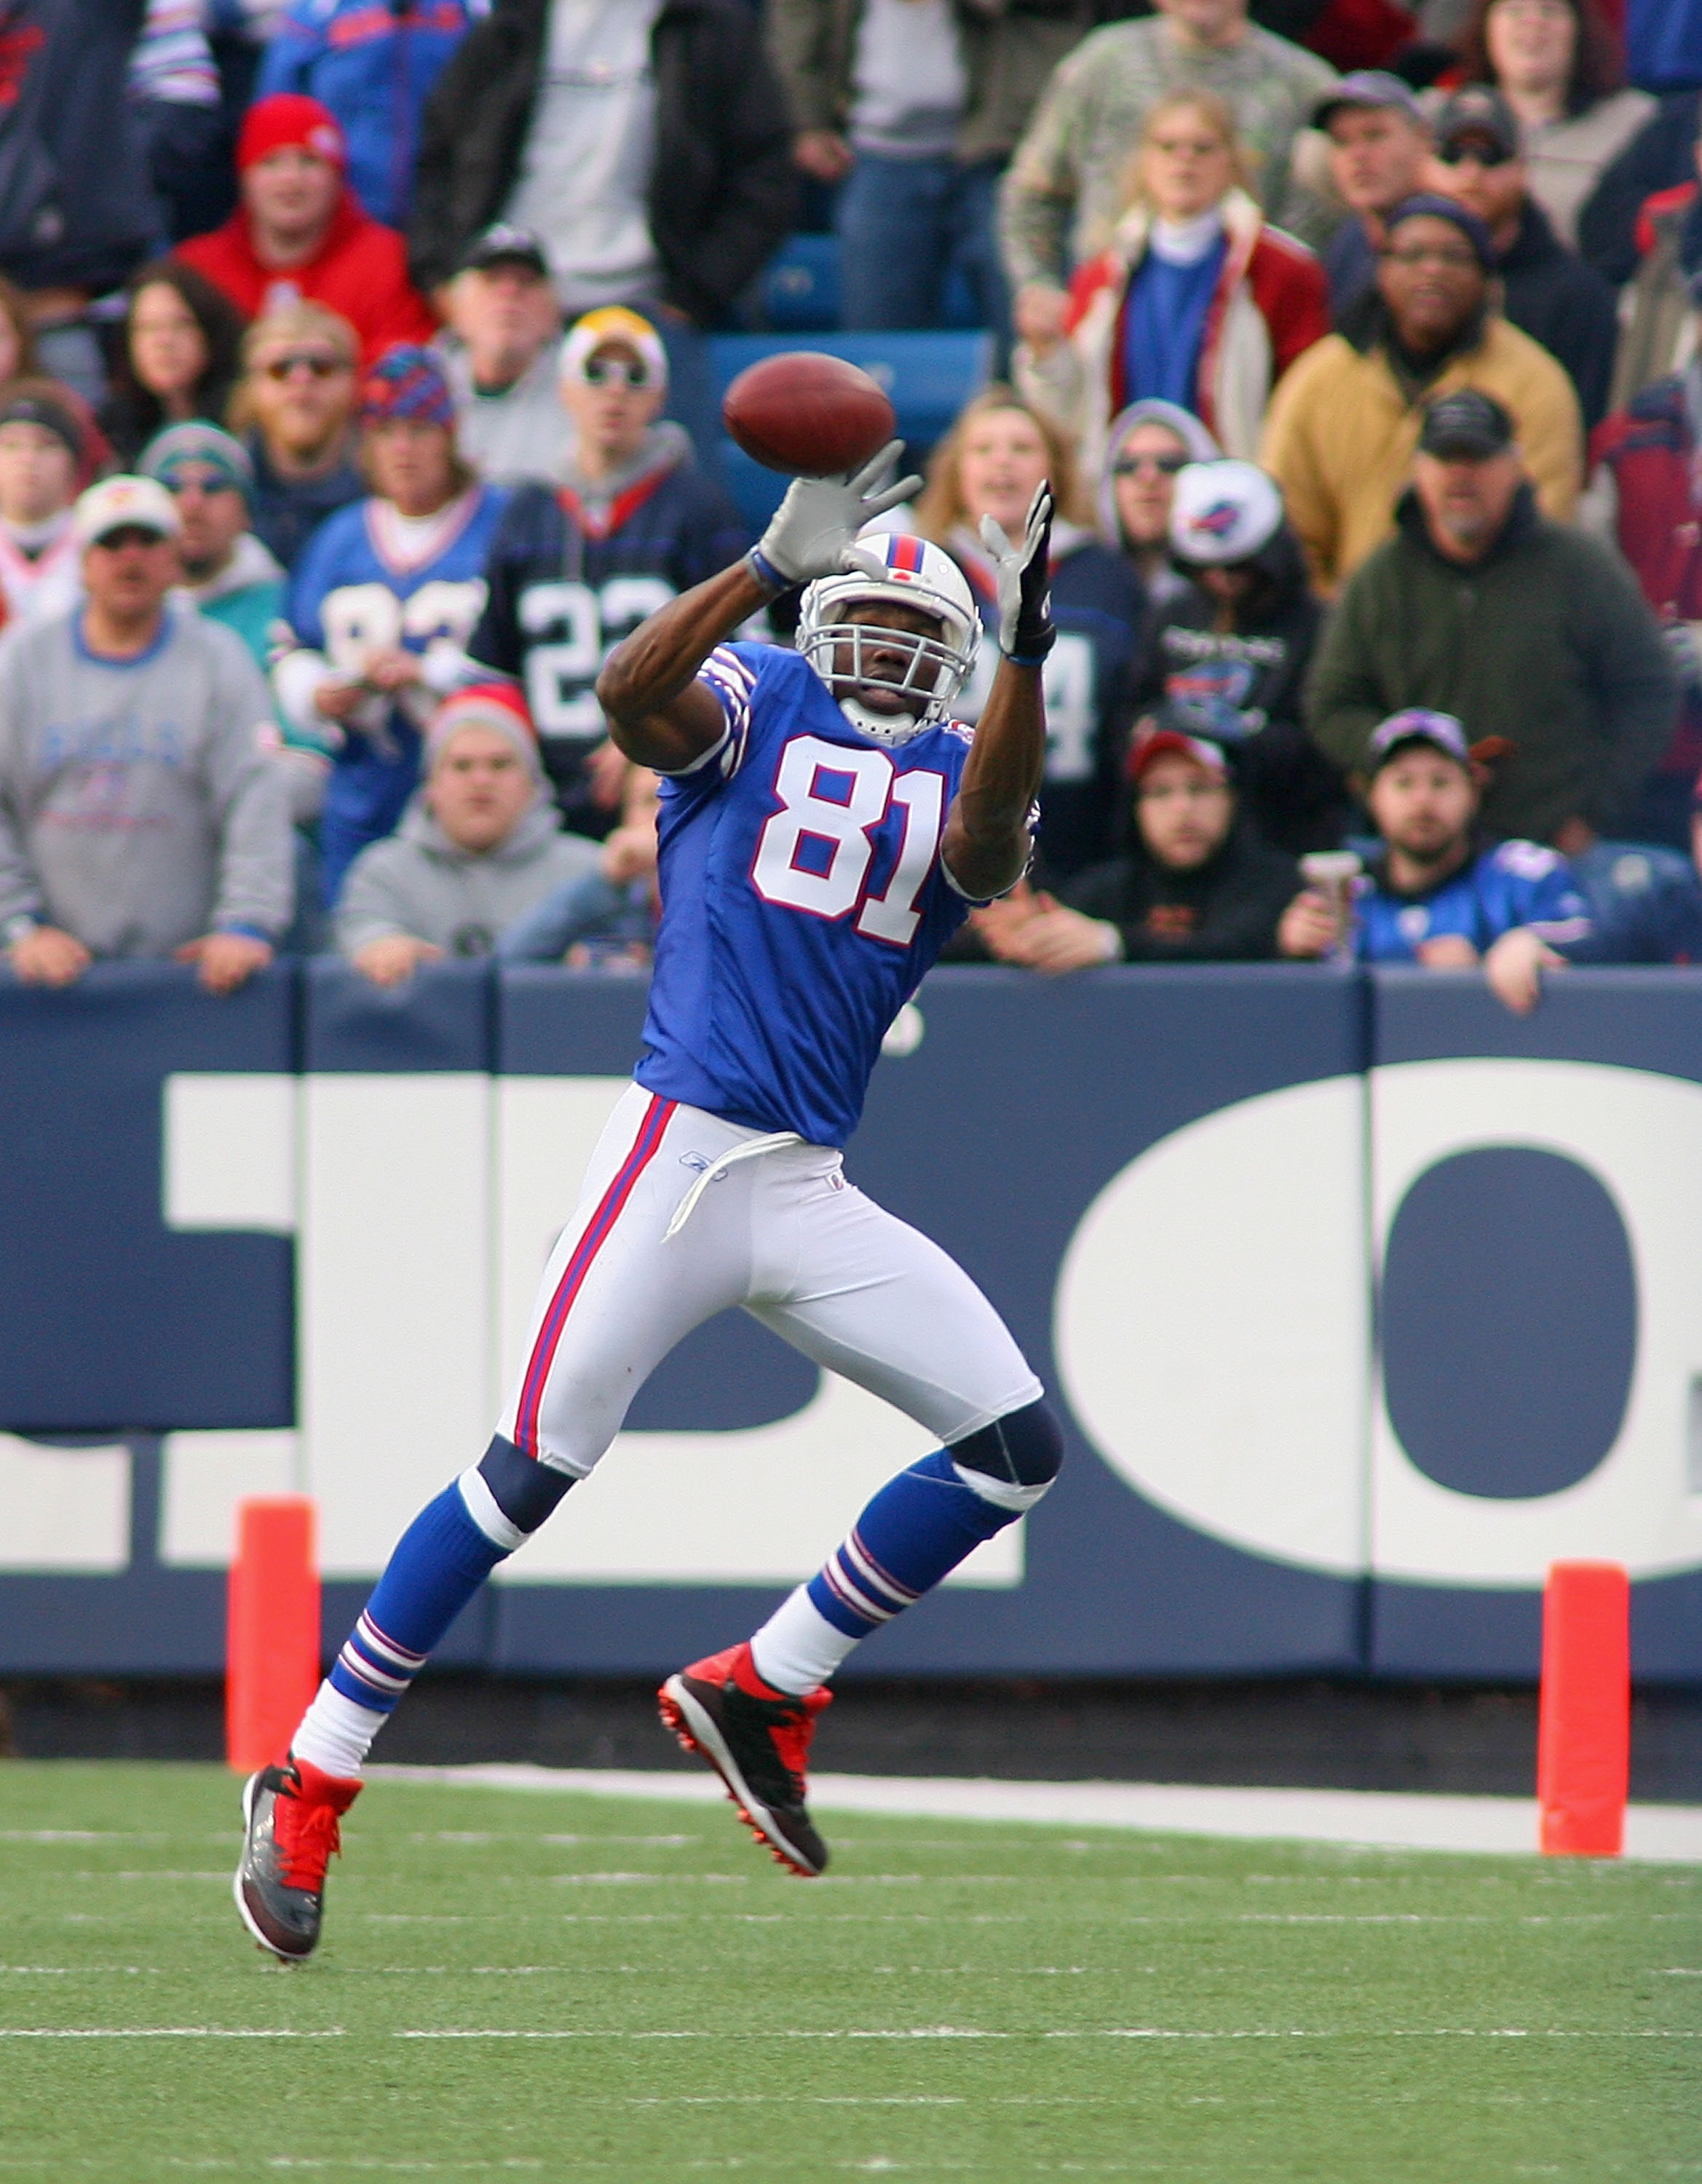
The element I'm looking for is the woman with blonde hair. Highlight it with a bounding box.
[1015,90,1329,478]
[906,384,1142,878]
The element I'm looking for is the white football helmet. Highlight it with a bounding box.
[796,531,980,745]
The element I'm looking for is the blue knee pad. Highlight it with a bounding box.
[478,1434,576,1533]
[806,1401,1063,1639]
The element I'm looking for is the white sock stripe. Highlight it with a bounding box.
[355,1613,427,1671]
[841,1530,919,1607]
[948,1461,1048,1515]
[456,1465,527,1554]
[336,1643,411,1697]
[821,1554,896,1626]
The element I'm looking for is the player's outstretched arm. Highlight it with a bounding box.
[941,483,1054,903]
[597,560,769,772]
[598,443,922,773]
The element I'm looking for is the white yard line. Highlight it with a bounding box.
[365,1765,1702,1864]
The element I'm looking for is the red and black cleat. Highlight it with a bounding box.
[232,1755,362,1961]
[658,1642,831,1877]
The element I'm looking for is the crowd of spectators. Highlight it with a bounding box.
[7,0,1702,1018]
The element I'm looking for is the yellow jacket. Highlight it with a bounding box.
[1258,315,1582,595]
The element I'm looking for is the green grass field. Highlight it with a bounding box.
[0,1762,1695,2182]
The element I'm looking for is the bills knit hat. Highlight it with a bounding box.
[360,344,455,429]
[0,388,83,464]
[1382,192,1495,272]
[237,93,347,174]
[424,684,542,782]
[140,422,256,505]
[559,306,668,391]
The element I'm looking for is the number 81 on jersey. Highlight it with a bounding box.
[751,735,949,949]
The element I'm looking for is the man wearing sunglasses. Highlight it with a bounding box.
[1427,86,1618,432]
[462,307,746,838]
[1262,193,1582,592]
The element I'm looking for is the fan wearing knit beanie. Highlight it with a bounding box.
[175,94,437,369]
[334,684,603,984]
[273,344,507,906]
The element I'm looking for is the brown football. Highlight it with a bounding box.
[722,351,897,478]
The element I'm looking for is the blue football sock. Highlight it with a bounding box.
[327,1483,508,1715]
[808,1449,1016,1638]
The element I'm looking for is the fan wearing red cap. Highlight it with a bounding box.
[174,95,436,368]
[973,706,1313,969]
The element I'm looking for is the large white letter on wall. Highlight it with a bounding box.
[1053,1076,1372,1577]
[1370,1059,1702,1584]
[299,1073,493,1575]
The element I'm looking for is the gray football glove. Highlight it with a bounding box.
[978,480,1056,662]
[751,440,922,588]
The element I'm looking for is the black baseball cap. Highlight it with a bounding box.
[1417,388,1515,460]
[459,224,550,278]
[1435,84,1521,160]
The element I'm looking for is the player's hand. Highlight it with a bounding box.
[352,933,444,986]
[978,482,1056,662]
[755,442,922,587]
[9,922,91,986]
[175,931,274,994]
[1484,926,1564,1016]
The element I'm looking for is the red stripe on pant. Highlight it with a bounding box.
[512,1093,677,1457]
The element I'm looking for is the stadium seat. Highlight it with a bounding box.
[706,331,996,532]
[754,234,843,333]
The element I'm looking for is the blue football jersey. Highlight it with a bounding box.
[634,643,981,1146]
[1353,839,1594,962]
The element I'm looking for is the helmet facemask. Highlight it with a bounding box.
[805,606,967,745]
[797,537,981,745]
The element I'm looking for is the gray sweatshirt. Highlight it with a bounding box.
[0,604,293,954]
[335,793,603,958]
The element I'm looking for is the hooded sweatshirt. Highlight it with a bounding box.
[1133,521,1349,855]
[181,530,287,670]
[0,604,293,954]
[335,789,603,957]
[1061,812,1301,962]
[465,421,748,828]
[175,187,437,369]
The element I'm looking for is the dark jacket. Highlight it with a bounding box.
[1062,818,1301,962]
[0,0,157,293]
[1305,483,1679,844]
[1132,521,1347,855]
[1575,89,1701,288]
[767,0,1096,166]
[408,0,797,320]
[245,433,366,574]
[1495,197,1620,435]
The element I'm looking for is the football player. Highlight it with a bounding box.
[234,447,1066,1959]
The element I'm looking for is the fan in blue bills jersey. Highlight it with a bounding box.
[1286,708,1596,1014]
[272,347,506,903]
[238,448,1076,1965]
